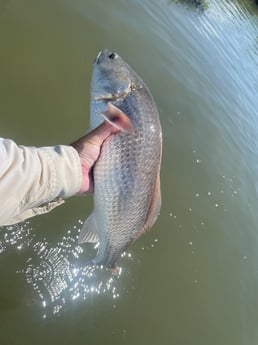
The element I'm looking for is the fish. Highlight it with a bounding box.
[79,49,162,269]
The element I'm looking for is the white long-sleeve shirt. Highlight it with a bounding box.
[0,138,82,226]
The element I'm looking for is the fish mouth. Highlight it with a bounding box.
[94,51,102,64]
[94,49,118,64]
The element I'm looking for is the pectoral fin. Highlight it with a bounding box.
[101,103,134,134]
[78,213,99,244]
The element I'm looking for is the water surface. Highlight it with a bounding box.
[0,0,258,344]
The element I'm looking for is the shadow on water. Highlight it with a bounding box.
[171,0,258,11]
[169,0,209,11]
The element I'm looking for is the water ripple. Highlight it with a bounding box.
[0,219,159,317]
[0,222,35,253]
[17,222,124,317]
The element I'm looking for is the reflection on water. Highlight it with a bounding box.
[0,222,35,253]
[0,220,158,318]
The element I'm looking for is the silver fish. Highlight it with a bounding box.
[79,49,162,269]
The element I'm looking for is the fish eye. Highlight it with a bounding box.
[108,53,116,59]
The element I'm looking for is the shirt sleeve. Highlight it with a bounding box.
[0,138,82,226]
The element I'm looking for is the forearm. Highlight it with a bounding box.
[0,138,82,226]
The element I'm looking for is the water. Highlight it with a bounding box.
[0,0,258,344]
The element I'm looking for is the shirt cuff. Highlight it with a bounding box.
[39,145,82,199]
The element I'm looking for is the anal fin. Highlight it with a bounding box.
[79,212,99,244]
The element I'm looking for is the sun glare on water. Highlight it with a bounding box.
[0,219,158,317]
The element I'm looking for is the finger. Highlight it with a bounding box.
[85,121,120,146]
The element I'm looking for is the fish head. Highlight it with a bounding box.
[91,49,132,101]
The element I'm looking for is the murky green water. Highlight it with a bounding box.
[0,0,258,344]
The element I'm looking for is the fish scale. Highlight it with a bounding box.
[79,49,162,269]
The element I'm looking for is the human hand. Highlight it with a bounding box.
[71,122,120,194]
